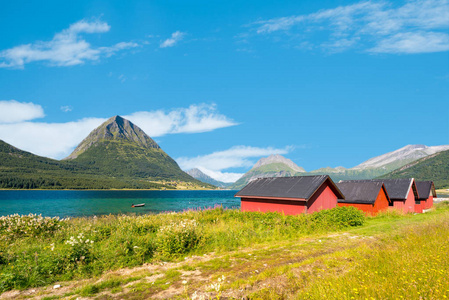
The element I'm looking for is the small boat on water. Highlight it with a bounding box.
[131,203,145,208]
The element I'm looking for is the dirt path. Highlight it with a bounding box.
[1,232,374,300]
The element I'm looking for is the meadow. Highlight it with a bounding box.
[1,204,449,299]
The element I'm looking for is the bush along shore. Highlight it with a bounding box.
[1,204,449,299]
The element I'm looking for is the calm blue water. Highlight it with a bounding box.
[0,190,240,218]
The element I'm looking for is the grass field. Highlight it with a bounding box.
[1,203,449,299]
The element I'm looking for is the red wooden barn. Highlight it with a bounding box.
[380,178,419,213]
[338,179,418,213]
[336,181,391,215]
[416,181,437,211]
[234,175,344,215]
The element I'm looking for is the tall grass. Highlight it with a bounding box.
[0,206,364,292]
[294,208,449,299]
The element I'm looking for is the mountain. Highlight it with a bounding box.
[64,115,205,185]
[229,154,305,190]
[187,168,231,188]
[379,150,449,188]
[0,139,167,189]
[252,154,306,173]
[230,145,449,190]
[352,144,449,171]
[0,115,212,189]
[307,144,449,182]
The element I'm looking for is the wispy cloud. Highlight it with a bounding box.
[124,104,238,137]
[370,31,449,53]
[0,19,139,68]
[0,102,237,159]
[177,145,293,182]
[248,0,449,54]
[160,31,186,48]
[60,106,73,112]
[0,100,45,123]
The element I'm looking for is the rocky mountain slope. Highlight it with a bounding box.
[187,168,231,188]
[352,144,449,171]
[307,144,449,181]
[379,150,449,188]
[64,115,201,183]
[229,145,449,189]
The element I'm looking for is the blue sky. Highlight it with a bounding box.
[0,0,448,182]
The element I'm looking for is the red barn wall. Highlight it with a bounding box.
[414,200,423,213]
[422,195,434,210]
[393,200,405,211]
[373,187,390,214]
[404,187,416,213]
[240,198,307,215]
[338,202,372,215]
[337,187,389,216]
[392,187,415,213]
[307,181,338,213]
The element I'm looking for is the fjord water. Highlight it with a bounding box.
[0,190,239,218]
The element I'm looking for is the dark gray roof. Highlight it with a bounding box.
[341,178,416,200]
[416,181,436,199]
[234,175,344,200]
[337,181,388,204]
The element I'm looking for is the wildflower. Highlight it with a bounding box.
[182,280,188,285]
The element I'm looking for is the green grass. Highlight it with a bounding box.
[0,206,365,293]
[2,204,449,299]
[292,215,449,299]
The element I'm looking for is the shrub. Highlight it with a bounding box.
[64,232,95,264]
[311,206,365,228]
[156,219,203,258]
[0,214,65,239]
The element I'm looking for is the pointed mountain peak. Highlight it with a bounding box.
[252,154,305,172]
[64,116,160,159]
[253,154,305,172]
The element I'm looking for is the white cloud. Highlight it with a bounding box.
[249,0,449,54]
[160,31,186,48]
[0,100,45,123]
[197,167,244,183]
[60,105,73,112]
[0,19,139,68]
[370,31,449,53]
[176,145,292,182]
[124,104,237,137]
[0,103,236,159]
[0,118,106,158]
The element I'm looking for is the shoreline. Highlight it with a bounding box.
[0,188,232,191]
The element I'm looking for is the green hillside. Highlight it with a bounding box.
[71,139,196,182]
[66,116,205,185]
[0,140,166,189]
[379,150,449,188]
[0,116,213,190]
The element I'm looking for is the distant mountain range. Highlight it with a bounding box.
[0,116,210,190]
[226,145,449,190]
[229,155,305,189]
[1,117,447,190]
[380,150,449,188]
[186,168,231,188]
